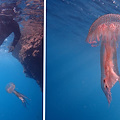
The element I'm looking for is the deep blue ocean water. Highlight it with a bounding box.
[0,33,42,120]
[47,0,120,120]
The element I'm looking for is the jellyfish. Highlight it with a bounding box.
[6,82,30,107]
[86,14,120,104]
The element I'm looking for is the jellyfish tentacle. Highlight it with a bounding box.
[13,90,30,107]
[100,39,119,103]
[19,96,29,107]
[19,93,31,100]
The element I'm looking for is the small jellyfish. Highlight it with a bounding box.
[86,14,120,104]
[6,83,30,107]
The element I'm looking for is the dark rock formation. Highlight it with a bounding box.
[12,0,43,91]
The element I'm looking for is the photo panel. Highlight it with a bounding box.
[0,0,43,120]
[46,0,120,120]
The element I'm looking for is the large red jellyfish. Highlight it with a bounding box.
[86,14,120,104]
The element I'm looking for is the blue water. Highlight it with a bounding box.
[47,0,120,120]
[0,1,43,120]
[0,33,42,120]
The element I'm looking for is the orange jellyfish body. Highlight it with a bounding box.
[6,83,15,93]
[86,14,120,104]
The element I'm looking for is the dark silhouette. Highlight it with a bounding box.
[0,3,21,52]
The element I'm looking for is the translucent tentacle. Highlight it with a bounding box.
[100,40,119,104]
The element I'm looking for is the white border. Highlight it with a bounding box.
[43,0,46,119]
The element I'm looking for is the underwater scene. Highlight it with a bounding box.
[0,0,43,120]
[47,0,120,120]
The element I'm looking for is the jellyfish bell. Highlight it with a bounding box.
[86,14,120,104]
[6,82,15,93]
[86,14,120,45]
